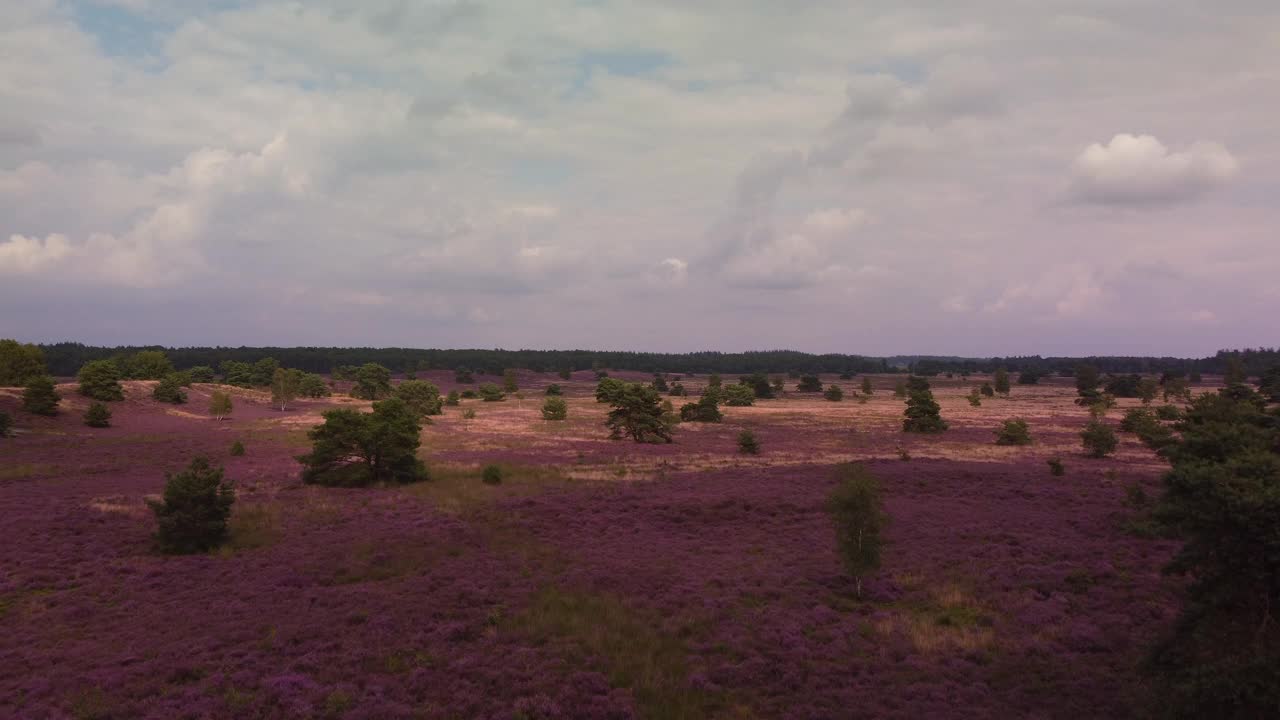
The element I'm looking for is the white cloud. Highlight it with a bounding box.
[803,207,867,233]
[1069,133,1239,205]
[0,233,71,274]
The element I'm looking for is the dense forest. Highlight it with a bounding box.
[30,343,1280,378]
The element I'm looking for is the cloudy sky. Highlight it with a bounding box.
[2,1,1277,357]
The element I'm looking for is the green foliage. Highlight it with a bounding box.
[903,376,948,433]
[1075,363,1103,406]
[545,383,563,396]
[558,367,572,380]
[823,385,844,402]
[967,387,982,407]
[454,367,474,384]
[1259,365,1280,402]
[502,368,519,393]
[723,383,755,407]
[0,339,47,386]
[230,440,245,456]
[297,372,331,398]
[1137,376,1160,404]
[893,380,907,398]
[861,377,873,395]
[828,463,886,597]
[185,365,214,383]
[1080,419,1118,457]
[22,376,60,416]
[738,373,775,399]
[395,380,444,417]
[478,382,505,402]
[1222,355,1248,386]
[980,382,995,397]
[147,457,235,554]
[351,363,393,400]
[668,382,686,397]
[152,373,188,404]
[1147,388,1280,717]
[796,374,823,392]
[298,397,427,486]
[270,368,302,410]
[208,391,233,420]
[595,377,626,404]
[771,377,785,396]
[461,390,477,399]
[481,464,503,485]
[680,394,722,423]
[84,402,111,428]
[993,367,1011,395]
[737,430,759,455]
[77,360,125,401]
[541,396,568,421]
[1121,407,1158,433]
[1104,373,1143,398]
[0,410,10,437]
[994,418,1032,446]
[118,350,173,380]
[1047,457,1065,476]
[605,383,674,443]
[651,373,669,392]
[1016,370,1040,385]
[707,373,722,389]
[445,390,460,406]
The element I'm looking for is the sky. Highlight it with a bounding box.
[1,0,1278,357]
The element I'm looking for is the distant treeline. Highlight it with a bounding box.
[33,343,1280,378]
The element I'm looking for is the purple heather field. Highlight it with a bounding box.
[0,371,1186,719]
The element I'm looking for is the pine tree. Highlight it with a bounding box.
[22,375,60,416]
[902,376,947,433]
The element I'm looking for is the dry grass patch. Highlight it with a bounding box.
[404,462,573,513]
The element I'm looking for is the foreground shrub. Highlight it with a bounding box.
[1080,419,1118,457]
[478,382,505,401]
[903,376,948,433]
[0,410,11,437]
[823,385,844,402]
[541,396,568,420]
[230,440,245,456]
[737,430,759,455]
[1155,404,1183,421]
[605,383,673,443]
[77,360,125,401]
[828,463,886,597]
[445,390,460,406]
[994,418,1032,446]
[22,375,60,416]
[152,374,188,404]
[298,397,427,486]
[148,457,235,554]
[482,464,503,485]
[1047,457,1065,476]
[84,402,112,428]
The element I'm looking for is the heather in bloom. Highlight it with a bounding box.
[147,456,235,554]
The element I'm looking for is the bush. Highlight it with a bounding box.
[481,464,503,485]
[861,377,873,395]
[351,363,393,400]
[22,376,60,416]
[723,383,755,407]
[595,377,626,404]
[462,408,477,420]
[893,380,907,398]
[152,373,188,404]
[187,365,216,383]
[545,384,563,396]
[796,374,823,392]
[84,402,112,428]
[1047,458,1065,476]
[446,390,460,405]
[980,382,995,397]
[1121,407,1157,433]
[993,367,1011,395]
[605,383,673,443]
[502,369,519,393]
[297,397,427,486]
[679,394,722,423]
[147,457,235,554]
[823,385,844,402]
[297,373,331,398]
[1016,370,1041,385]
[828,463,886,597]
[209,390,233,420]
[541,396,568,421]
[967,388,982,407]
[1080,419,1118,458]
[1155,404,1183,421]
[902,376,947,433]
[0,339,47,386]
[455,367,475,384]
[77,360,124,401]
[395,380,444,417]
[230,440,245,456]
[668,382,686,397]
[994,418,1032,445]
[738,373,775,400]
[737,430,759,455]
[0,410,11,437]
[478,383,505,402]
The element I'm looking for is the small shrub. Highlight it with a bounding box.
[462,408,477,420]
[84,402,112,428]
[723,384,755,406]
[980,382,995,397]
[1124,482,1149,509]
[994,418,1032,446]
[893,380,907,398]
[679,395,722,422]
[967,388,982,407]
[230,440,245,456]
[823,385,844,402]
[153,374,188,404]
[541,396,568,421]
[148,457,235,554]
[828,463,886,597]
[461,390,477,399]
[0,410,11,438]
[1047,457,1065,476]
[796,374,823,392]
[1121,407,1157,433]
[897,446,911,461]
[22,375,60,416]
[1155,404,1182,421]
[445,390,460,406]
[482,464,503,485]
[545,384,563,396]
[737,430,759,455]
[668,382,686,397]
[861,377,873,395]
[1080,420,1118,458]
[77,360,125,401]
[478,382,505,401]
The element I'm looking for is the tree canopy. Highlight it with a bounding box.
[297,397,427,486]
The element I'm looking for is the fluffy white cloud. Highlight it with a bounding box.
[1070,133,1239,205]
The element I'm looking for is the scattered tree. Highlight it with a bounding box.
[1137,377,1160,404]
[861,377,873,395]
[545,383,563,396]
[1222,355,1248,386]
[708,373,722,389]
[595,377,627,404]
[541,396,568,421]
[980,382,995,397]
[738,373,775,400]
[994,418,1032,446]
[229,440,245,457]
[503,369,519,393]
[22,376,60,416]
[737,430,760,455]
[558,367,572,380]
[153,374,188,404]
[967,387,982,407]
[823,385,844,402]
[903,376,948,433]
[1075,363,1103,406]
[455,367,475,384]
[680,394,723,423]
[351,363,394,400]
[893,380,907,398]
[78,360,125,401]
[605,383,673,443]
[297,397,427,486]
[1016,370,1041,385]
[298,373,331,398]
[84,402,112,428]
[993,367,1011,396]
[208,391,233,420]
[1047,458,1065,476]
[118,350,174,380]
[445,390,460,406]
[828,463,886,598]
[668,382,687,397]
[0,339,47,386]
[651,373,669,392]
[395,380,444,417]
[478,382,506,402]
[1080,419,1118,457]
[797,374,823,393]
[147,457,235,554]
[723,383,755,407]
[270,368,302,411]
